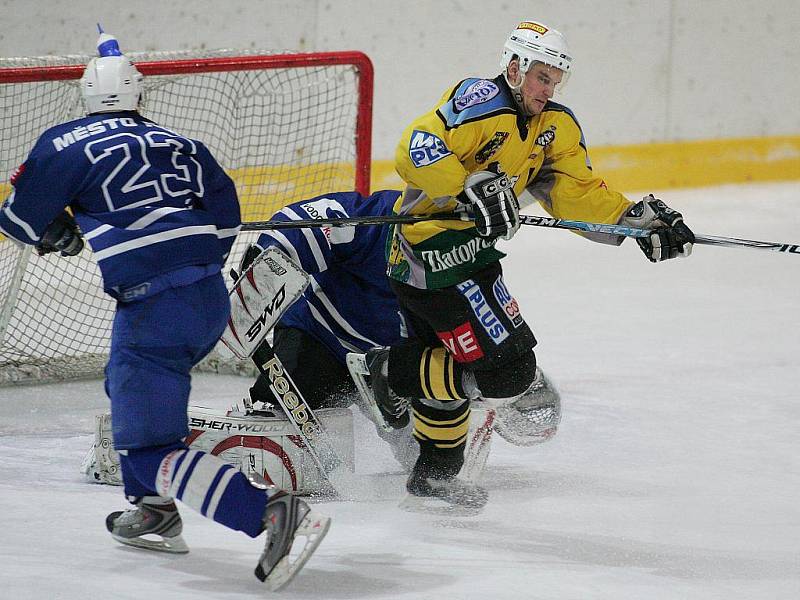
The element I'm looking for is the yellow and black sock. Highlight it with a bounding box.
[410,396,470,478]
[388,343,467,401]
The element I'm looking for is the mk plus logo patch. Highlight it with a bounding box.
[475,131,509,164]
[409,130,452,168]
[456,279,509,344]
[436,322,484,363]
[492,275,523,328]
[453,79,500,113]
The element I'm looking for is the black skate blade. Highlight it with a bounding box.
[255,510,331,591]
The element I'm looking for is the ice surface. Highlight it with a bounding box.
[1,182,798,599]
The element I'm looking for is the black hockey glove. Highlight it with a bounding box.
[36,212,84,257]
[229,243,263,282]
[458,170,521,240]
[622,195,695,262]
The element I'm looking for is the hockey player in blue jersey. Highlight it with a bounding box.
[0,30,328,590]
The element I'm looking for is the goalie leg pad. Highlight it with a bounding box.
[82,412,123,485]
[84,406,354,496]
[489,367,561,446]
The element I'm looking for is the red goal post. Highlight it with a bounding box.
[0,49,374,383]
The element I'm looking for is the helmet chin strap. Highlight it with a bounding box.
[503,69,532,117]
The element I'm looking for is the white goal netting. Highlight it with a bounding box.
[0,49,373,384]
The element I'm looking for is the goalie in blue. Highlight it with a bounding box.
[241,190,425,468]
[246,190,404,406]
[0,29,328,590]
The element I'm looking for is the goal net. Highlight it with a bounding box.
[0,49,373,384]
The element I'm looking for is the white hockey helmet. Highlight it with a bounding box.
[501,21,573,84]
[80,28,143,114]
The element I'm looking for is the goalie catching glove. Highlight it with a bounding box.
[36,211,84,257]
[458,170,521,240]
[621,195,695,262]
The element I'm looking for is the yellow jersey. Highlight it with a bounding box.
[387,75,632,289]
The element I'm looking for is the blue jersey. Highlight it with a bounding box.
[0,112,241,299]
[256,190,405,364]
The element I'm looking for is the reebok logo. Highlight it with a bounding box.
[262,357,320,439]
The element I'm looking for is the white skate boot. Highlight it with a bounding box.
[106,495,189,553]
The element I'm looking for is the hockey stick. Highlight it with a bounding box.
[249,341,352,486]
[518,215,800,256]
[461,408,495,485]
[219,247,354,497]
[240,212,462,230]
[242,213,800,257]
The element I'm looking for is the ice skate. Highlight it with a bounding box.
[400,461,489,516]
[255,490,331,591]
[106,496,189,554]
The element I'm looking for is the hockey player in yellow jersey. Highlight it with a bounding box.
[360,20,695,513]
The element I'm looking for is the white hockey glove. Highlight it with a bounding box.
[36,211,84,257]
[459,170,520,240]
[621,195,695,262]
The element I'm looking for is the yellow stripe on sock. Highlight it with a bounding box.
[434,434,468,449]
[445,352,459,400]
[412,409,470,442]
[419,348,434,399]
[413,408,470,427]
[420,347,462,401]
